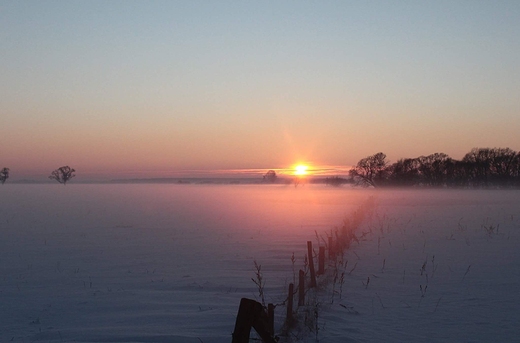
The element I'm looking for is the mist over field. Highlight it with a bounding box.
[1,184,519,342]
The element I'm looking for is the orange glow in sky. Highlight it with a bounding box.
[2,2,519,182]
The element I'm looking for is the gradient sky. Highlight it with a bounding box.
[2,1,520,180]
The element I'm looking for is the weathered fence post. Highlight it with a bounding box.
[232,298,277,343]
[298,269,305,306]
[318,246,325,275]
[268,303,274,336]
[307,241,317,287]
[287,283,294,324]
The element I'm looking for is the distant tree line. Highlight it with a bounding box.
[349,148,520,188]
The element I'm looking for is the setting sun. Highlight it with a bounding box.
[294,164,309,176]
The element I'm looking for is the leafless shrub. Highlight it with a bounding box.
[252,260,266,307]
[49,166,76,185]
[0,167,9,184]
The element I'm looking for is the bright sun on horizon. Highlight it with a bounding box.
[294,164,309,176]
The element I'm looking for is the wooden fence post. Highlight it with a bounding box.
[318,246,325,275]
[232,298,277,343]
[268,303,274,336]
[287,283,294,324]
[298,269,305,306]
[307,241,317,288]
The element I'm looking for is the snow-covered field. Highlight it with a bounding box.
[1,184,519,342]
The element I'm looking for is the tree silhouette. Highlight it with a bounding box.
[486,148,518,187]
[446,160,472,188]
[349,148,520,189]
[462,148,494,187]
[349,152,389,187]
[418,153,453,187]
[387,158,420,186]
[262,170,277,183]
[49,166,76,185]
[463,147,519,187]
[0,168,9,184]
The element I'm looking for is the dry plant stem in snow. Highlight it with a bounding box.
[420,285,428,297]
[483,224,499,237]
[433,297,442,313]
[338,271,345,299]
[462,265,471,281]
[348,262,357,275]
[330,270,338,304]
[431,255,438,278]
[375,293,385,309]
[418,284,428,307]
[252,260,266,307]
[363,276,370,289]
[420,259,427,276]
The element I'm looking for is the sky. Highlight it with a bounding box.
[1,1,520,180]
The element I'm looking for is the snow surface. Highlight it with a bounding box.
[1,184,519,342]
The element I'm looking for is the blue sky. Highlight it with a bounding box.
[1,1,519,179]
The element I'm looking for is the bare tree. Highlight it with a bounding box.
[349,147,520,189]
[387,158,420,186]
[462,148,493,187]
[487,148,518,187]
[349,152,389,187]
[49,166,76,185]
[0,168,9,184]
[418,153,453,187]
[262,170,277,183]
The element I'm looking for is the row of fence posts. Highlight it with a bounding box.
[232,238,338,343]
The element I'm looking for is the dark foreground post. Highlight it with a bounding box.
[298,269,305,306]
[268,303,274,336]
[318,246,325,275]
[232,298,277,343]
[287,283,294,323]
[307,241,317,287]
